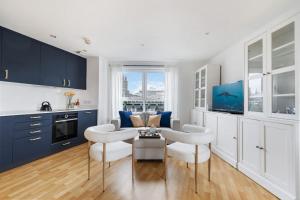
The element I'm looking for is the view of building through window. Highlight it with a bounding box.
[122,70,165,112]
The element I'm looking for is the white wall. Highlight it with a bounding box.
[208,42,244,84]
[207,9,300,84]
[175,60,204,125]
[0,57,99,112]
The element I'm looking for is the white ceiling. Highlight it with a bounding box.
[0,0,298,62]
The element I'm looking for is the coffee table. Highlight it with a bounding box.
[134,128,165,160]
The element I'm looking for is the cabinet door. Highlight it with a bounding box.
[205,113,218,146]
[13,132,51,165]
[263,122,294,192]
[41,44,67,87]
[245,36,266,115]
[0,117,13,172]
[269,20,296,117]
[239,118,263,173]
[217,114,238,161]
[66,53,87,89]
[0,27,2,80]
[2,28,41,84]
[78,110,97,142]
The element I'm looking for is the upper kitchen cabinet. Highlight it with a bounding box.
[1,28,41,84]
[66,53,86,90]
[41,44,67,87]
[0,27,2,78]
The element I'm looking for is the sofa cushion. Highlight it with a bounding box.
[130,115,145,127]
[157,111,172,128]
[147,114,161,127]
[119,111,133,128]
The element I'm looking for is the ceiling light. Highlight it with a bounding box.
[49,34,57,38]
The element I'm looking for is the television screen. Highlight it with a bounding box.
[212,80,244,114]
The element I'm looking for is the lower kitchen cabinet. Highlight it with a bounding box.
[78,110,98,143]
[238,117,296,200]
[0,109,97,172]
[13,132,51,165]
[0,116,14,172]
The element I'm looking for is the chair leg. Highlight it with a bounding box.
[109,162,111,168]
[187,162,189,168]
[132,141,135,183]
[208,143,211,182]
[88,141,91,180]
[164,139,168,182]
[102,143,106,192]
[195,145,198,194]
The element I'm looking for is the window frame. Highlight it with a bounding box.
[122,67,165,112]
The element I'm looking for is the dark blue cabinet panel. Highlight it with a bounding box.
[13,132,51,165]
[0,27,3,81]
[41,44,67,87]
[2,28,41,84]
[66,53,87,89]
[78,110,97,143]
[0,117,14,172]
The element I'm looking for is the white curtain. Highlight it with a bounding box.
[110,65,123,119]
[164,65,179,119]
[97,58,110,124]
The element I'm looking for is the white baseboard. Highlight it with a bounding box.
[238,163,296,200]
[212,146,237,168]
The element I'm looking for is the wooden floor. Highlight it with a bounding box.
[0,144,277,200]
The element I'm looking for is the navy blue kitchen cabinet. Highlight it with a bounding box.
[78,110,97,143]
[0,26,87,89]
[1,28,41,85]
[66,53,87,89]
[41,44,67,87]
[0,117,14,172]
[0,27,3,81]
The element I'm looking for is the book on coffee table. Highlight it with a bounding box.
[138,128,161,139]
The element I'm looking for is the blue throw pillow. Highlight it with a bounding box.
[119,111,133,128]
[157,111,172,128]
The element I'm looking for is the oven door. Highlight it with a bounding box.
[52,115,78,143]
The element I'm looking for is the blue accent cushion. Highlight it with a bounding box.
[157,111,172,128]
[119,111,133,128]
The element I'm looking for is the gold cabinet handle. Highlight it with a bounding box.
[4,69,8,80]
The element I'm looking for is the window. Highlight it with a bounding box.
[122,70,165,112]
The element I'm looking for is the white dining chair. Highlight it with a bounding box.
[160,124,214,193]
[84,124,138,192]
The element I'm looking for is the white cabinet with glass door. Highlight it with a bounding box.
[268,19,297,119]
[245,17,298,119]
[194,64,220,111]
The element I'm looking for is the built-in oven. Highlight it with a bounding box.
[52,113,78,143]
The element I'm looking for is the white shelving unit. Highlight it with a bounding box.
[193,64,220,111]
[245,17,298,119]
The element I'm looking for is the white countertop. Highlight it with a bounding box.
[0,107,98,117]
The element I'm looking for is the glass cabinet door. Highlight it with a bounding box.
[200,68,206,88]
[247,39,264,113]
[195,90,200,107]
[200,89,205,107]
[195,72,200,89]
[271,22,295,115]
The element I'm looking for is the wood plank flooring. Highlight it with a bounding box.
[0,143,277,200]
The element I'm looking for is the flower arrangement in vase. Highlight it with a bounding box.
[64,91,76,109]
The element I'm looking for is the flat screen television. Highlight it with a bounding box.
[212,80,244,114]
